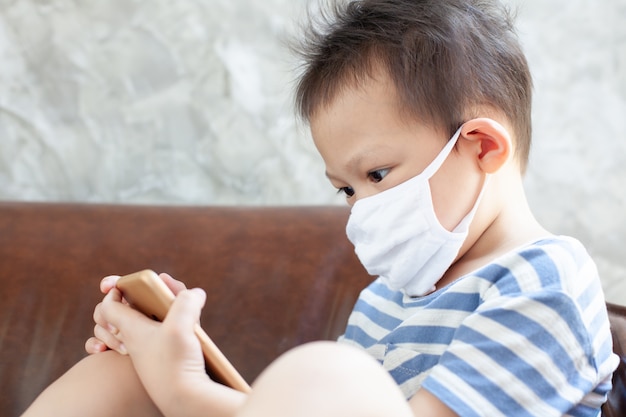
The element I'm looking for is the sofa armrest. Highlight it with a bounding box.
[603,302,626,417]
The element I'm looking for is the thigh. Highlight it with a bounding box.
[21,351,162,417]
[237,341,413,417]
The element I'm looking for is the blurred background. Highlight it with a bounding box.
[0,0,624,303]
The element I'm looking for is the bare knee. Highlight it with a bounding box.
[22,351,162,417]
[238,341,412,417]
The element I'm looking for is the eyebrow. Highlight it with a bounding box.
[325,146,387,182]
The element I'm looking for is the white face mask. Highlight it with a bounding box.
[345,126,487,296]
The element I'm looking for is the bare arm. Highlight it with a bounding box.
[409,388,458,417]
[97,286,246,417]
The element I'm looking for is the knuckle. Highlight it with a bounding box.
[93,325,105,341]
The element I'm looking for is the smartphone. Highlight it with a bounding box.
[116,270,252,393]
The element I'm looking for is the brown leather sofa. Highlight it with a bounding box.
[1,202,624,416]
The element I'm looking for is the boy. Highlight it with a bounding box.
[22,0,618,416]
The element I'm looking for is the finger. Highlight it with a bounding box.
[99,287,153,353]
[92,288,123,328]
[85,336,107,354]
[104,286,124,304]
[93,296,128,354]
[93,301,111,329]
[93,323,126,354]
[159,272,187,295]
[163,288,206,332]
[100,275,121,294]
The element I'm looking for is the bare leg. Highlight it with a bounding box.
[237,341,413,417]
[21,351,162,417]
[23,342,412,417]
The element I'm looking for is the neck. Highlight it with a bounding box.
[438,173,550,288]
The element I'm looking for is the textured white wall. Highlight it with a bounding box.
[0,0,624,303]
[513,0,626,305]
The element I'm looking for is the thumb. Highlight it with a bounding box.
[164,288,206,330]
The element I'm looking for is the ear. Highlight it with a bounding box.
[459,118,513,174]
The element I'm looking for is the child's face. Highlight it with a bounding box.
[310,72,480,232]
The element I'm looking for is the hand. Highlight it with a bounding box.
[85,272,187,354]
[96,285,215,415]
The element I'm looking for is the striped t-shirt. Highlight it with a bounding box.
[338,236,619,416]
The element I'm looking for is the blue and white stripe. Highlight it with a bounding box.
[338,236,618,416]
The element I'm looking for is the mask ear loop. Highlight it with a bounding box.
[420,124,489,233]
[421,127,464,180]
[452,173,491,233]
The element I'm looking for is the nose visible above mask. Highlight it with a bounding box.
[345,126,488,297]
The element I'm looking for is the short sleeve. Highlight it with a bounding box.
[421,291,601,417]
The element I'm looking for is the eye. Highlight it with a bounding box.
[368,168,390,183]
[337,186,355,198]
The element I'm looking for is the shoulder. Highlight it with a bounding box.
[422,238,617,415]
[475,235,599,298]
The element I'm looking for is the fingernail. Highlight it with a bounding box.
[191,288,206,297]
[118,343,127,355]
